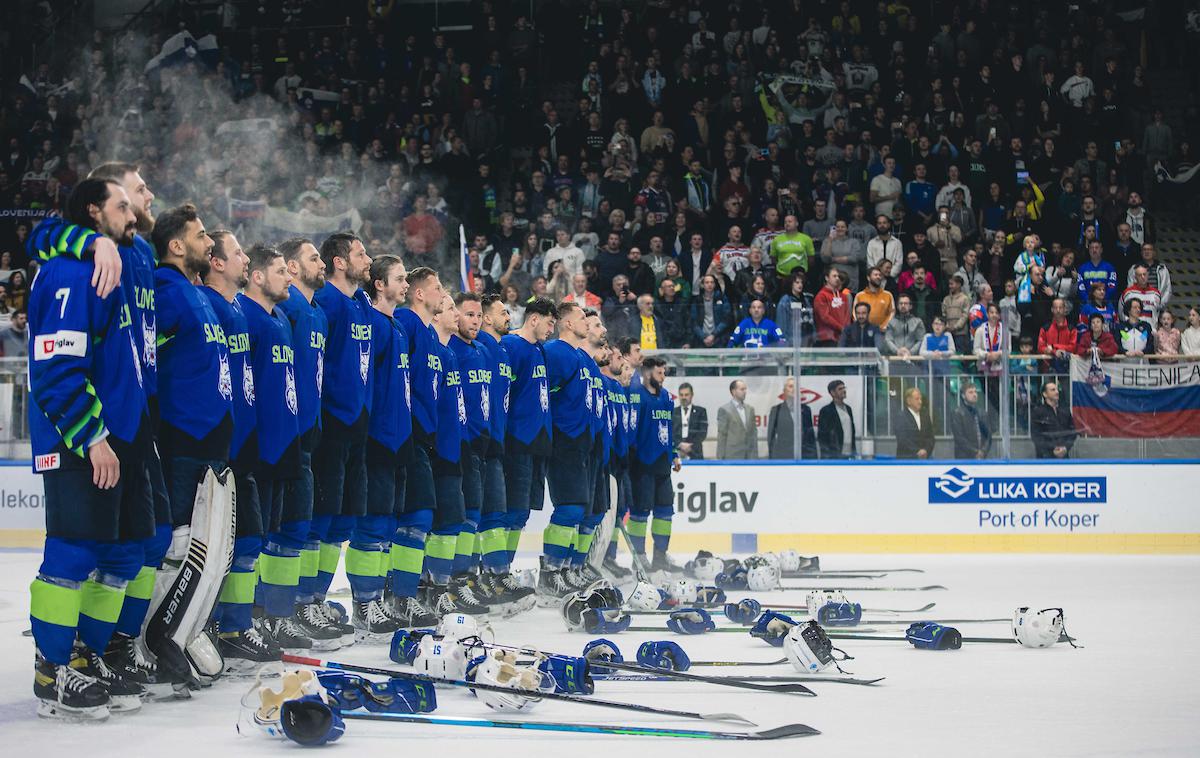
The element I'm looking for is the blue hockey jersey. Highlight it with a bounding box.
[500,333,552,454]
[433,340,465,464]
[277,285,328,438]
[395,308,441,447]
[28,256,147,469]
[474,330,512,454]
[199,287,257,472]
[155,265,232,460]
[450,335,492,454]
[239,294,301,477]
[366,305,412,460]
[543,339,594,439]
[313,284,371,437]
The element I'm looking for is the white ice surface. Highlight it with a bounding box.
[1,551,1198,757]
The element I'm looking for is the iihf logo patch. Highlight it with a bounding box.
[285,367,298,415]
[242,360,255,406]
[658,422,669,445]
[218,353,233,401]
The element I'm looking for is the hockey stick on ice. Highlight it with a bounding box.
[615,520,653,584]
[779,584,947,592]
[335,711,820,740]
[281,654,757,725]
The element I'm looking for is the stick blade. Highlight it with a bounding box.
[701,713,758,726]
[751,723,822,739]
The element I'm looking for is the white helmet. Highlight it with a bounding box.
[437,613,494,643]
[666,579,699,604]
[414,634,468,681]
[778,549,803,573]
[469,650,543,712]
[1012,607,1065,648]
[806,589,848,616]
[627,581,668,611]
[746,564,781,592]
[689,556,725,582]
[784,622,836,674]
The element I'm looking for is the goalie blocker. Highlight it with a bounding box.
[144,466,237,681]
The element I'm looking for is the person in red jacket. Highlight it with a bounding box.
[1076,312,1119,357]
[1037,297,1077,373]
[814,267,852,346]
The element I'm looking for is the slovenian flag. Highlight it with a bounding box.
[144,31,219,74]
[1071,355,1200,437]
[458,224,474,294]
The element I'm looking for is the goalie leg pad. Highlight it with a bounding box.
[145,467,237,681]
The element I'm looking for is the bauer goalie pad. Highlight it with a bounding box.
[586,489,618,575]
[145,466,237,680]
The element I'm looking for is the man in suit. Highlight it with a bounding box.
[716,379,758,459]
[817,380,856,459]
[767,377,817,459]
[679,231,714,297]
[894,386,936,459]
[672,382,708,460]
[950,381,991,458]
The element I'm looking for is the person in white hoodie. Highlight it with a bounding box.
[543,227,585,278]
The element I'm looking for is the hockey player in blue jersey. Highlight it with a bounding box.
[629,355,684,574]
[574,311,609,584]
[28,179,151,719]
[499,297,556,586]
[198,233,287,665]
[274,238,348,644]
[538,301,599,603]
[729,299,788,347]
[360,254,416,637]
[150,203,235,679]
[26,163,175,694]
[599,344,633,579]
[239,245,309,659]
[426,293,488,615]
[310,233,374,638]
[392,268,447,622]
[474,294,536,613]
[448,294,493,602]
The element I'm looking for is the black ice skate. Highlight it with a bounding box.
[535,558,575,607]
[34,650,110,722]
[104,632,177,701]
[352,599,402,643]
[217,626,281,676]
[291,603,344,651]
[72,642,144,713]
[261,615,315,652]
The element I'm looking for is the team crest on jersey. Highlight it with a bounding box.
[457,388,467,425]
[504,389,510,413]
[285,366,298,415]
[359,345,370,384]
[539,382,549,411]
[584,384,593,410]
[316,351,325,397]
[622,406,630,430]
[595,392,604,418]
[142,314,156,369]
[404,373,412,406]
[432,374,440,401]
[481,385,491,421]
[658,422,669,445]
[242,360,255,406]
[218,353,233,401]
